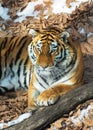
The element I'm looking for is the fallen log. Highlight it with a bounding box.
[5,82,93,130]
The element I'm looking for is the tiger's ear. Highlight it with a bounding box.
[60,31,70,43]
[29,29,38,39]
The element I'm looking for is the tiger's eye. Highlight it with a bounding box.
[50,41,58,53]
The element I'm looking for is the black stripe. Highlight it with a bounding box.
[7,37,17,52]
[9,61,15,78]
[57,45,66,62]
[41,76,49,86]
[4,50,9,76]
[17,60,23,88]
[62,76,74,83]
[40,35,47,41]
[29,65,32,84]
[41,33,54,40]
[38,72,49,87]
[23,57,29,89]
[47,34,55,39]
[67,54,76,68]
[48,38,54,42]
[18,80,22,89]
[0,86,15,95]
[1,37,16,77]
[36,76,46,89]
[0,37,7,49]
[17,60,22,77]
[15,36,27,64]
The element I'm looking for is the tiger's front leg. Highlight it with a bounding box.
[28,81,72,108]
[28,74,40,110]
[28,84,59,108]
[36,84,73,106]
[28,83,39,110]
[28,84,60,108]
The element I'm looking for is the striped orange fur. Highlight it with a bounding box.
[28,27,84,108]
[0,27,83,109]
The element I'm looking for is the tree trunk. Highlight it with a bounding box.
[5,82,93,130]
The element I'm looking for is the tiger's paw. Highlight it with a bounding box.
[36,90,59,106]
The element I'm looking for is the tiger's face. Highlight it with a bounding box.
[28,29,73,75]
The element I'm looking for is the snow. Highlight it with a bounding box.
[71,105,93,124]
[29,29,37,36]
[87,32,93,37]
[14,0,44,22]
[0,3,10,20]
[51,0,90,14]
[79,28,86,34]
[0,0,91,22]
[0,112,32,129]
[14,0,90,23]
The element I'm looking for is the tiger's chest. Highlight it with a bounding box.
[33,59,77,93]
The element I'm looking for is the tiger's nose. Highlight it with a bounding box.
[39,64,48,69]
[36,64,48,71]
[36,54,54,69]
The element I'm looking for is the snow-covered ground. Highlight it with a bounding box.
[51,0,89,14]
[15,0,90,22]
[0,113,31,129]
[0,0,91,22]
[0,3,10,20]
[71,105,93,124]
[0,103,93,129]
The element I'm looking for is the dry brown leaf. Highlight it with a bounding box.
[87,35,93,44]
[88,16,93,23]
[72,109,81,119]
[83,117,93,127]
[0,105,7,112]
[43,0,53,5]
[34,4,44,11]
[66,0,75,7]
[80,42,93,55]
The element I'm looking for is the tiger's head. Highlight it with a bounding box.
[28,27,75,75]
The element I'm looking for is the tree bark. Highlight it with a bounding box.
[5,82,93,130]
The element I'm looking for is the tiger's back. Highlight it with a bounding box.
[0,35,32,93]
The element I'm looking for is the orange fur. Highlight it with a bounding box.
[0,35,32,70]
[28,28,84,108]
[0,28,83,108]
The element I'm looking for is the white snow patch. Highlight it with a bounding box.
[79,28,85,34]
[87,32,93,37]
[0,112,32,129]
[14,0,90,23]
[0,3,10,20]
[14,0,44,22]
[29,29,37,37]
[51,0,89,14]
[51,0,70,14]
[71,105,93,124]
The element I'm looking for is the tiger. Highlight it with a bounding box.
[0,27,83,109]
[28,27,83,109]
